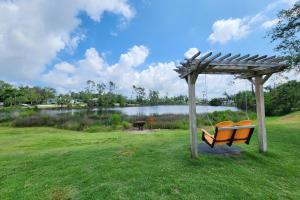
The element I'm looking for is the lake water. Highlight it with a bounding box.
[40,105,239,116]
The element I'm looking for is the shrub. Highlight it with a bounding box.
[110,113,122,127]
[121,121,131,129]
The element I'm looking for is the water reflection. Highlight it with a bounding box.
[40,105,239,116]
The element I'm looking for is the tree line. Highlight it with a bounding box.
[208,80,300,116]
[1,79,299,115]
[0,80,56,106]
[0,80,189,107]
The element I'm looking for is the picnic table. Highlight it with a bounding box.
[133,121,146,130]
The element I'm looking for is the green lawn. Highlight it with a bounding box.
[0,113,300,200]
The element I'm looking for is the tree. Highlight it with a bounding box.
[208,98,223,106]
[0,81,13,102]
[148,90,159,105]
[232,91,256,111]
[86,80,95,93]
[265,80,300,115]
[115,94,126,106]
[132,85,146,104]
[96,83,106,95]
[108,81,116,94]
[56,94,71,108]
[268,2,300,69]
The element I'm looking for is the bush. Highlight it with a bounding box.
[0,107,37,123]
[200,110,256,126]
[265,81,300,116]
[121,121,131,129]
[14,115,51,127]
[110,114,122,127]
[10,108,255,131]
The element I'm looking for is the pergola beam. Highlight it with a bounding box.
[226,54,241,62]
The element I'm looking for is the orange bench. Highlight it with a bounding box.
[201,120,255,148]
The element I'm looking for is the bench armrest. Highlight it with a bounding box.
[201,129,214,139]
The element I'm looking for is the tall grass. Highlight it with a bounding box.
[125,110,256,129]
[7,109,255,131]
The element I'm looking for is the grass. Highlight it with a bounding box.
[0,112,300,199]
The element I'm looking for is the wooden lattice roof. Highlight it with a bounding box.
[174,51,289,79]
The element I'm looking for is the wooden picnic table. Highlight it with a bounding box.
[133,121,146,130]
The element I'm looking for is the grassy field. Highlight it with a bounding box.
[0,113,300,200]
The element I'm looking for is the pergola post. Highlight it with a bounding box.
[254,75,267,153]
[188,73,198,158]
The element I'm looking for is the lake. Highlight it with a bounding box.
[40,105,239,116]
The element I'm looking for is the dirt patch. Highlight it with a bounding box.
[49,186,78,200]
[125,129,156,134]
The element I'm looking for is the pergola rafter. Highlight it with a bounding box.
[174,51,289,158]
[175,51,288,79]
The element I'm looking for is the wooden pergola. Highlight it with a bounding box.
[174,51,289,158]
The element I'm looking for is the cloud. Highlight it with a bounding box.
[43,44,300,99]
[208,0,296,44]
[0,0,135,82]
[42,45,189,96]
[208,18,252,44]
[262,18,279,29]
[42,45,262,98]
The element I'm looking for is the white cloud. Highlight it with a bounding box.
[0,0,135,82]
[43,44,300,99]
[208,0,297,44]
[262,18,279,29]
[41,46,149,94]
[42,45,188,96]
[184,48,199,59]
[208,18,251,44]
[42,45,260,98]
[54,62,77,73]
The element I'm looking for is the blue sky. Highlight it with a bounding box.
[60,0,280,64]
[0,0,298,97]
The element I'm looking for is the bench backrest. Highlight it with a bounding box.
[214,121,235,144]
[216,120,255,145]
[233,120,253,144]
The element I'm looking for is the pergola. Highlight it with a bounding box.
[174,51,289,158]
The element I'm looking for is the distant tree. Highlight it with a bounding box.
[56,94,71,108]
[209,98,223,106]
[115,94,127,106]
[148,90,159,105]
[265,80,300,115]
[98,93,110,107]
[4,97,14,107]
[0,81,13,102]
[132,85,146,104]
[268,2,300,69]
[172,95,188,104]
[86,80,95,93]
[232,91,256,111]
[108,81,116,94]
[96,83,106,95]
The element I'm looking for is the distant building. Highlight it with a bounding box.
[70,99,82,104]
[47,98,57,104]
[21,104,32,108]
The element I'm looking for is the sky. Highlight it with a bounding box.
[0,0,299,98]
